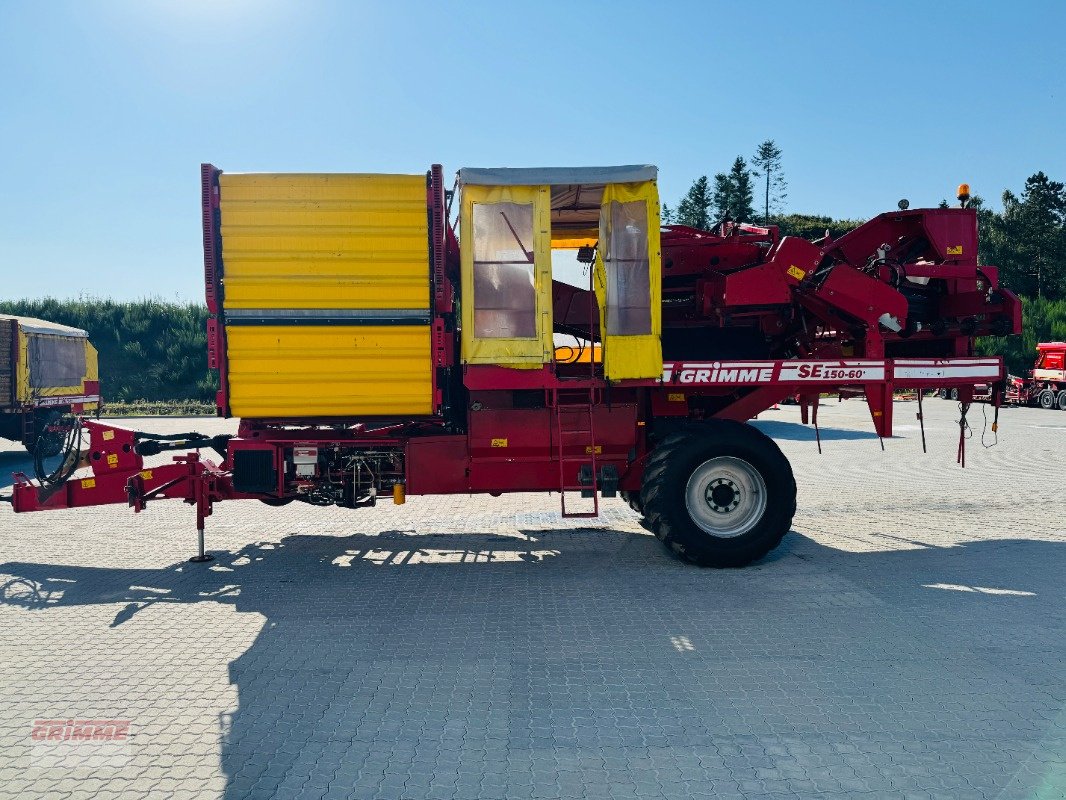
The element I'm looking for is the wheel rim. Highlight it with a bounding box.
[684,456,768,538]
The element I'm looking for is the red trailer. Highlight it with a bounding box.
[8,165,1021,567]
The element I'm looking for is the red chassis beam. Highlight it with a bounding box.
[9,356,1004,518]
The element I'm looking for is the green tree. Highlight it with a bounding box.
[729,157,756,222]
[977,295,1066,376]
[751,140,787,223]
[711,172,733,222]
[712,157,756,222]
[983,172,1066,299]
[675,176,712,229]
[661,202,675,224]
[772,213,864,240]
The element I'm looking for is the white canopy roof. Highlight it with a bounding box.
[457,165,657,187]
[0,314,89,338]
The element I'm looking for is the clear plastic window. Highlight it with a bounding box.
[28,336,86,389]
[472,202,537,339]
[605,200,651,335]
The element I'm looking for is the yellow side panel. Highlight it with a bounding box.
[225,325,432,418]
[85,341,99,383]
[219,173,429,310]
[15,330,27,402]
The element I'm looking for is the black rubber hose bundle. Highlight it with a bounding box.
[34,416,83,489]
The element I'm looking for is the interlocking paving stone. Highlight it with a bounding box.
[0,401,1064,798]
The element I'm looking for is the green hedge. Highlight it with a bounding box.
[0,298,216,402]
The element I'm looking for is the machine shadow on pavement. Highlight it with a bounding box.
[1,528,1064,799]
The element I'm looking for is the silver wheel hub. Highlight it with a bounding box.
[684,456,767,538]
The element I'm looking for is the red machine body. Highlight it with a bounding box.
[8,163,1023,568]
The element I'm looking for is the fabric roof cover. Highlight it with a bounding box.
[459,167,658,247]
[457,165,656,187]
[0,314,88,338]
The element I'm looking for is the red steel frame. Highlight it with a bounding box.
[9,163,1018,543]
[10,355,1004,516]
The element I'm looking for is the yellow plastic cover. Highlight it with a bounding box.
[460,184,553,367]
[17,331,99,402]
[225,325,432,418]
[594,182,662,380]
[219,173,429,310]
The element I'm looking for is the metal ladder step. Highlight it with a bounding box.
[552,388,599,519]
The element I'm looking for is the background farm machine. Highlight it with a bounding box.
[8,164,1021,567]
[0,314,100,456]
[1003,342,1066,409]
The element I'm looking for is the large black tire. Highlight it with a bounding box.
[620,490,644,516]
[640,421,796,568]
[1040,389,1056,410]
[1057,391,1066,411]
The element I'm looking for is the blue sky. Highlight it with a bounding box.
[1,0,1063,302]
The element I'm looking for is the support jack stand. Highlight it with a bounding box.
[188,526,214,563]
[189,469,215,562]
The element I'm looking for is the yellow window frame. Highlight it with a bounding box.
[460,184,553,367]
[593,181,663,380]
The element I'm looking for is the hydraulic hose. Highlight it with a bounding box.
[34,416,83,489]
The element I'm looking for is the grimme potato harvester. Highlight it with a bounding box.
[8,165,1021,567]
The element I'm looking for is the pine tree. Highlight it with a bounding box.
[982,172,1066,299]
[729,156,756,223]
[710,159,757,222]
[661,203,675,224]
[711,173,733,221]
[751,140,787,223]
[675,176,712,229]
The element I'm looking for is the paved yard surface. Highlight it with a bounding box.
[0,400,1063,800]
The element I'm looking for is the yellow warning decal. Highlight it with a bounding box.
[491,438,508,448]
[81,478,96,489]
[584,445,603,455]
[107,453,119,467]
[946,245,963,255]
[786,265,807,281]
[668,393,685,402]
[102,430,115,441]
[140,470,153,480]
